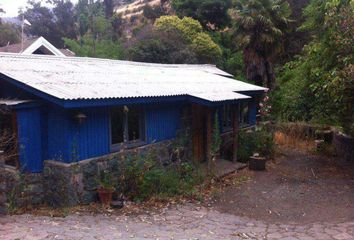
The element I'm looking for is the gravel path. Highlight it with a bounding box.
[1,203,354,240]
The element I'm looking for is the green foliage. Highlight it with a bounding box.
[0,22,20,47]
[129,16,222,64]
[64,37,124,59]
[230,0,292,88]
[191,33,222,63]
[274,0,353,135]
[172,0,232,29]
[22,0,77,47]
[97,169,115,190]
[128,27,197,64]
[154,16,203,42]
[238,128,274,162]
[119,152,204,201]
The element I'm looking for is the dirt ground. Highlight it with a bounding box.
[1,146,354,239]
[211,147,354,224]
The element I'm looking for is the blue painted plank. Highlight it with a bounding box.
[16,107,43,173]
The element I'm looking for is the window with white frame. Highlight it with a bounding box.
[110,105,145,150]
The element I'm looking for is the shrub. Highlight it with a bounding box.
[119,151,204,202]
[237,127,274,162]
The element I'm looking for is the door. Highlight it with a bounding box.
[191,104,207,163]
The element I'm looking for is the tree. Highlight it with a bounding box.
[230,0,292,89]
[0,7,4,24]
[22,0,77,48]
[274,0,353,135]
[172,0,232,30]
[153,16,222,63]
[51,0,77,40]
[103,0,114,19]
[127,25,197,64]
[0,23,21,47]
[64,36,124,59]
[127,15,223,64]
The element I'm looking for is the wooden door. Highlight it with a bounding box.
[192,104,207,163]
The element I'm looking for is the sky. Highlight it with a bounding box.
[0,0,78,17]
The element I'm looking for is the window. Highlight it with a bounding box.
[110,105,145,150]
[239,102,249,126]
[222,104,233,132]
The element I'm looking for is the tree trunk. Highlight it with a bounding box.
[244,48,275,90]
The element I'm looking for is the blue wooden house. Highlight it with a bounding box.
[0,53,267,173]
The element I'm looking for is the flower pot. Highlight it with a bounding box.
[98,188,114,206]
[249,156,266,171]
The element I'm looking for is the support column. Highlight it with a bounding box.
[206,107,213,172]
[232,104,240,162]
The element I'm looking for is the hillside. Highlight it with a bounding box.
[115,0,171,19]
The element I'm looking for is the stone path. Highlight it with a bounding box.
[1,204,353,240]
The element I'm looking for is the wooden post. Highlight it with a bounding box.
[232,104,240,162]
[206,107,213,172]
[0,150,4,169]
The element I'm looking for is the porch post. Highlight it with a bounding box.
[232,104,240,162]
[0,151,4,169]
[206,107,213,172]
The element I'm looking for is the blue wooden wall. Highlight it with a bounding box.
[16,106,43,173]
[14,98,259,172]
[46,107,110,163]
[44,103,183,164]
[145,103,182,143]
[248,98,258,126]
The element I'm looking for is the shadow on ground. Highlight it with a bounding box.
[211,147,354,224]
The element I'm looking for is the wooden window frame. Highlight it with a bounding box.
[109,105,146,152]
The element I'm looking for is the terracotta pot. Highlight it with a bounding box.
[98,188,114,206]
[249,156,266,171]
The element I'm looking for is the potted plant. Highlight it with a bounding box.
[97,170,115,206]
[249,153,266,171]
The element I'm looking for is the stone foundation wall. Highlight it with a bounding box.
[44,139,189,207]
[1,139,189,210]
[1,167,44,213]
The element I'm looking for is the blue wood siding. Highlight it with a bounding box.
[69,108,110,161]
[248,99,258,126]
[46,107,71,163]
[16,107,43,173]
[46,107,110,163]
[145,103,182,143]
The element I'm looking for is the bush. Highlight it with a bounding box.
[237,128,274,162]
[119,151,204,202]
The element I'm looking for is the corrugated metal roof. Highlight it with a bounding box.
[191,91,251,102]
[0,53,267,102]
[0,99,32,106]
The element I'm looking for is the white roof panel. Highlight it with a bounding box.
[0,53,267,102]
[191,91,251,102]
[0,99,32,106]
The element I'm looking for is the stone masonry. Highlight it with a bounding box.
[1,139,191,210]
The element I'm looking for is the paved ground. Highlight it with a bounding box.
[1,203,354,240]
[212,148,354,224]
[1,148,353,240]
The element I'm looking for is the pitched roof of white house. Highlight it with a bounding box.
[0,37,75,57]
[0,53,266,102]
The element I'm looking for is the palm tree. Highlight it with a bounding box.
[231,0,292,89]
